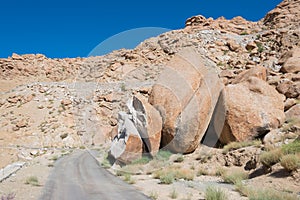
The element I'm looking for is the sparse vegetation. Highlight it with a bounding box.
[120,83,126,92]
[221,170,248,184]
[260,148,282,168]
[247,188,298,200]
[256,42,264,53]
[215,167,226,177]
[159,172,175,184]
[169,188,178,199]
[174,155,184,163]
[197,167,209,176]
[155,150,172,161]
[101,153,112,169]
[240,32,249,35]
[280,154,300,172]
[25,176,39,186]
[50,155,58,161]
[222,140,261,154]
[123,173,135,184]
[205,186,228,200]
[131,156,151,165]
[149,191,158,200]
[153,166,194,184]
[281,140,300,155]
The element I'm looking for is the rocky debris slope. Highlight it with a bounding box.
[0,0,299,167]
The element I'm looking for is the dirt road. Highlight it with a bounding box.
[39,150,150,200]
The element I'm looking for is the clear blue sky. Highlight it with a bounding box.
[0,0,282,58]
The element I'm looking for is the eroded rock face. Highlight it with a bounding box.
[214,77,285,144]
[109,95,162,164]
[149,48,223,153]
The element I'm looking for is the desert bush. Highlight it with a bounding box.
[159,172,175,184]
[131,156,151,165]
[215,167,226,177]
[153,166,194,184]
[280,154,300,172]
[205,186,228,200]
[149,191,158,200]
[222,170,248,184]
[174,168,194,181]
[197,168,209,176]
[282,140,300,155]
[248,188,298,200]
[155,150,172,161]
[123,173,135,184]
[223,140,261,154]
[260,149,282,168]
[25,176,39,186]
[174,155,184,163]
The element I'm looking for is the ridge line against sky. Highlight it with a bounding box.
[0,0,282,58]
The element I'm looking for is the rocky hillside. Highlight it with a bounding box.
[0,0,300,199]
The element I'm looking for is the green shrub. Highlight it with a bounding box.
[205,186,228,200]
[174,155,184,163]
[169,188,178,199]
[248,189,298,200]
[25,176,39,186]
[260,149,282,168]
[159,172,175,184]
[131,156,151,165]
[280,154,300,172]
[282,140,300,155]
[197,168,209,176]
[149,191,158,200]
[155,150,172,161]
[154,166,194,184]
[123,173,135,184]
[222,170,248,184]
[174,169,194,181]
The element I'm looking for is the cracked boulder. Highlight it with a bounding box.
[149,48,223,153]
[109,95,162,164]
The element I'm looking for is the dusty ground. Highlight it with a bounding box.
[1,145,299,200]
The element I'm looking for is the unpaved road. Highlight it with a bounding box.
[39,150,150,200]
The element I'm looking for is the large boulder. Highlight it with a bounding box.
[279,47,300,73]
[231,65,267,84]
[285,104,300,128]
[109,95,162,164]
[149,48,222,153]
[109,112,143,164]
[213,77,285,144]
[129,94,162,156]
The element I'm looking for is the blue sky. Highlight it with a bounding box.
[0,0,282,58]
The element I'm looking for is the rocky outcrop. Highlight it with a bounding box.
[214,77,285,144]
[149,48,222,153]
[185,15,260,35]
[263,0,300,30]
